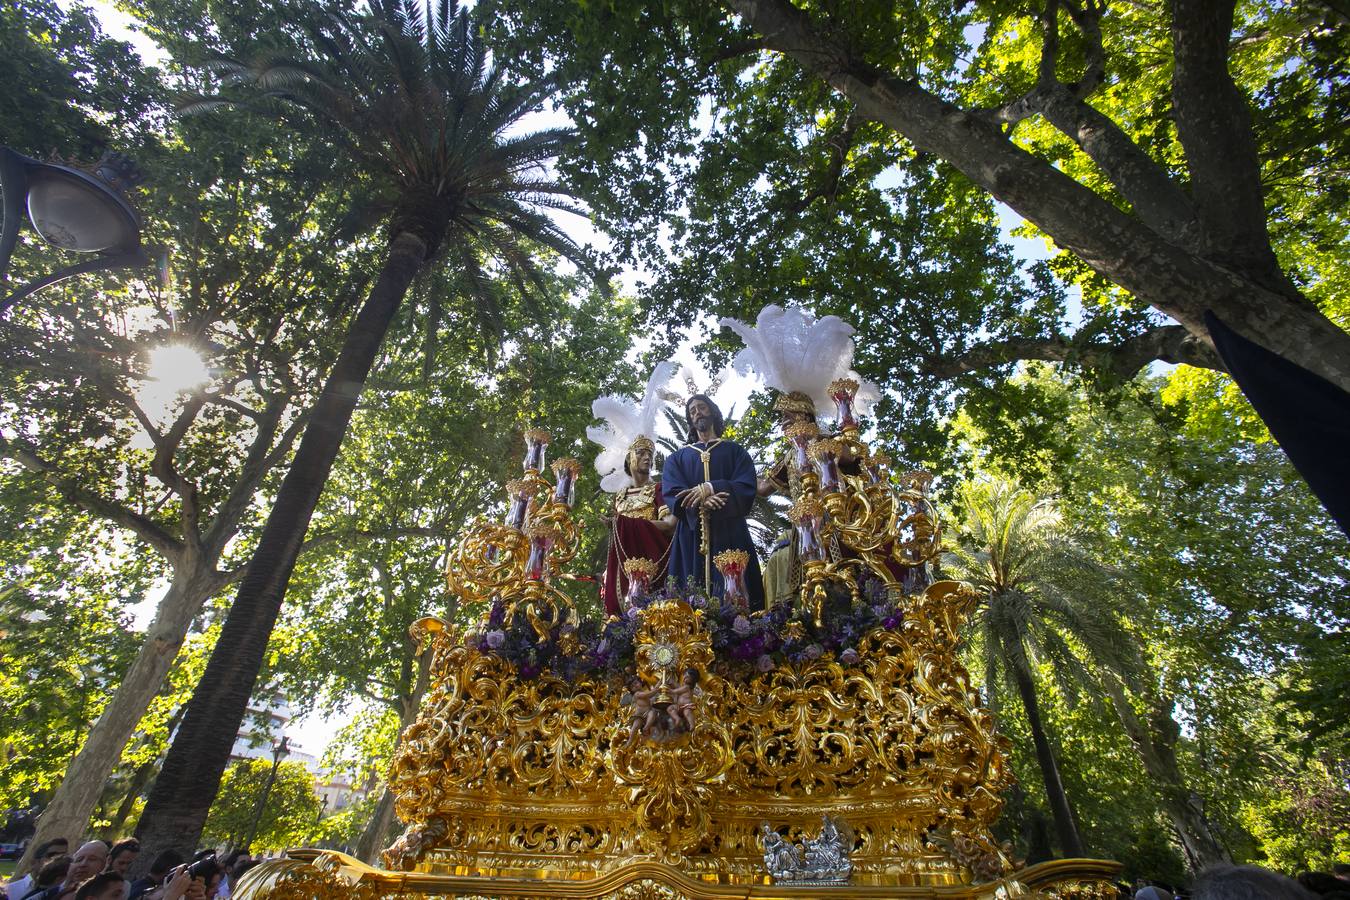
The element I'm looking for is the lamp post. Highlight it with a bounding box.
[0,146,153,314]
[239,736,289,854]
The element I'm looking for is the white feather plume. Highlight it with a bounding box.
[587,361,679,493]
[718,305,881,415]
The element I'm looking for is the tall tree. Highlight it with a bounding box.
[947,478,1141,858]
[135,0,595,858]
[952,365,1347,868]
[0,0,380,865]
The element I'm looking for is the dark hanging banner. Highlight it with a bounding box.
[1204,311,1350,538]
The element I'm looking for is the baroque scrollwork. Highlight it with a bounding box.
[383,578,1012,881]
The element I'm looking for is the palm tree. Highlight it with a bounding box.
[134,0,593,857]
[946,478,1138,859]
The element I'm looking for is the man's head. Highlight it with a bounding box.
[75,871,128,900]
[67,841,110,885]
[107,838,139,876]
[146,848,185,880]
[625,437,655,480]
[684,395,724,441]
[34,855,71,889]
[31,838,69,870]
[774,391,816,432]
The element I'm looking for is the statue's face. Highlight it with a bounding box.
[632,448,652,476]
[778,408,812,432]
[688,397,716,433]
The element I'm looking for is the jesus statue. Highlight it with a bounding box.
[661,394,764,609]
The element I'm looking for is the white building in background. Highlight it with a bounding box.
[229,692,319,770]
[229,690,367,820]
[314,771,372,818]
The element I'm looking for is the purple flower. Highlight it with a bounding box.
[872,604,889,619]
[625,606,641,621]
[804,643,823,660]
[597,638,610,654]
[485,629,506,649]
[732,615,752,636]
[883,614,902,630]
[689,595,706,610]
[840,648,860,665]
[755,654,775,673]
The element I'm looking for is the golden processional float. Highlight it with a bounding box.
[235,380,1120,900]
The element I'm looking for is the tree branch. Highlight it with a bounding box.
[722,0,1344,381]
[151,394,208,544]
[0,436,184,560]
[921,324,1224,379]
[202,391,293,559]
[1170,0,1290,291]
[986,0,1197,243]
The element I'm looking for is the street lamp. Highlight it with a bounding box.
[239,736,290,854]
[0,146,153,315]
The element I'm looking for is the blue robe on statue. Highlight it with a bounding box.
[661,439,765,610]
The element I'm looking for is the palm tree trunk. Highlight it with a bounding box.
[1009,660,1085,857]
[19,565,221,873]
[133,230,430,867]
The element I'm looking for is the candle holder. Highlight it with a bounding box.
[524,520,561,581]
[713,549,750,611]
[828,377,860,432]
[784,420,821,474]
[789,498,826,563]
[810,438,844,493]
[622,557,657,607]
[504,478,535,531]
[865,450,891,485]
[522,427,551,473]
[551,457,580,507]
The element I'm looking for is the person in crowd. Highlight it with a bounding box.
[1192,865,1317,900]
[74,873,128,900]
[32,842,109,900]
[105,840,139,879]
[213,853,252,899]
[135,865,191,900]
[127,851,182,900]
[16,857,69,900]
[7,840,69,900]
[183,858,219,900]
[1334,866,1350,886]
[224,860,258,895]
[1137,880,1175,900]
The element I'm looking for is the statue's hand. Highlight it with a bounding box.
[702,491,731,511]
[676,484,710,508]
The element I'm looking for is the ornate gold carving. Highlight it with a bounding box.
[783,421,820,442]
[623,557,658,580]
[384,581,1012,882]
[232,852,1122,900]
[774,391,816,414]
[361,417,1102,895]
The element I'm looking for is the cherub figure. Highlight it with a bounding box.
[621,677,662,747]
[668,668,701,733]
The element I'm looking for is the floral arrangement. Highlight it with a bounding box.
[465,576,904,682]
